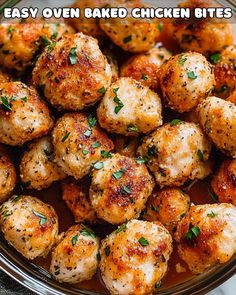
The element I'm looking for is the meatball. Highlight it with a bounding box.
[0,144,16,203]
[0,23,75,72]
[89,154,154,224]
[137,121,212,187]
[67,0,105,38]
[167,0,233,55]
[52,112,114,180]
[211,159,236,206]
[100,219,173,295]
[0,68,12,84]
[50,224,99,284]
[99,1,160,53]
[20,136,66,190]
[0,195,58,260]
[120,47,171,92]
[214,45,236,99]
[197,96,236,158]
[33,32,112,110]
[175,203,236,274]
[159,52,215,113]
[113,135,139,158]
[144,188,190,235]
[62,178,97,223]
[97,77,163,136]
[0,82,53,146]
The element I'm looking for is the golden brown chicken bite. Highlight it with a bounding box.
[0,195,58,260]
[120,47,171,92]
[89,153,154,225]
[0,82,53,146]
[159,52,215,113]
[197,96,236,158]
[50,224,99,284]
[97,77,163,136]
[211,159,236,206]
[0,144,16,203]
[137,121,212,187]
[33,32,112,110]
[166,0,233,55]
[100,219,173,295]
[213,45,236,99]
[144,188,190,235]
[0,23,75,72]
[99,1,160,53]
[175,203,236,274]
[62,177,97,223]
[52,112,114,180]
[20,136,66,190]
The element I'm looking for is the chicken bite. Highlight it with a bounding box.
[120,47,171,92]
[0,144,16,203]
[0,23,75,72]
[0,195,58,260]
[197,96,236,158]
[213,45,236,99]
[89,153,154,224]
[144,188,190,235]
[33,32,112,110]
[175,203,236,274]
[62,177,97,223]
[211,159,236,206]
[0,82,53,146]
[20,136,66,190]
[166,0,233,55]
[100,219,173,295]
[159,52,215,113]
[137,121,212,187]
[97,77,163,136]
[50,224,99,284]
[52,112,114,180]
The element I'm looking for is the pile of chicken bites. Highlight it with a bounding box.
[0,0,236,294]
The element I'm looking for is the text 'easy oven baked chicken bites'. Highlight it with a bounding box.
[62,177,97,223]
[213,45,236,99]
[0,195,58,260]
[137,121,212,187]
[167,0,233,55]
[50,224,100,284]
[120,47,172,92]
[33,32,112,111]
[175,204,236,274]
[197,96,236,158]
[89,153,154,225]
[0,144,16,203]
[100,220,173,295]
[99,1,160,53]
[144,188,190,235]
[52,112,114,180]
[211,159,236,206]
[20,136,66,191]
[97,77,163,136]
[159,52,215,113]
[0,82,53,146]
[0,22,75,73]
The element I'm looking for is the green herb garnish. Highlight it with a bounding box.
[61,131,70,142]
[69,46,77,65]
[187,71,197,80]
[138,237,149,246]
[93,162,104,170]
[33,210,47,226]
[123,35,132,44]
[186,225,200,240]
[72,234,78,246]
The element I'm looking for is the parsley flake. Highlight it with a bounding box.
[112,168,126,180]
[136,157,148,164]
[120,184,131,195]
[186,225,200,240]
[207,211,217,218]
[80,224,96,238]
[197,149,204,161]
[101,150,112,158]
[210,53,221,64]
[170,119,183,126]
[113,88,124,114]
[1,96,12,112]
[157,22,163,32]
[88,115,97,128]
[105,245,110,256]
[123,35,132,44]
[93,162,104,170]
[187,71,197,80]
[69,46,77,65]
[92,141,101,148]
[141,73,148,81]
[178,54,187,66]
[138,237,149,246]
[127,124,138,132]
[33,210,47,226]
[98,86,106,94]
[72,234,78,246]
[61,131,70,142]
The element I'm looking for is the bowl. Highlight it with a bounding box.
[0,0,236,294]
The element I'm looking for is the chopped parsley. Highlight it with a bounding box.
[112,168,126,180]
[186,225,200,240]
[127,124,138,132]
[98,86,106,94]
[51,23,59,39]
[120,184,131,195]
[71,234,78,246]
[101,150,112,158]
[197,149,204,161]
[170,119,183,126]
[141,73,148,81]
[80,224,96,238]
[7,25,14,36]
[148,146,157,157]
[129,197,135,203]
[210,53,221,64]
[88,115,97,128]
[47,42,56,53]
[123,35,132,44]
[158,54,164,60]
[136,157,148,164]
[207,211,217,218]
[187,71,197,80]
[40,35,51,46]
[92,141,101,148]
[157,22,163,32]
[105,245,110,256]
[84,129,92,137]
[178,54,187,66]
[82,149,89,155]
[96,252,101,261]
[93,161,104,170]
[113,88,124,114]
[61,131,70,142]
[1,96,12,112]
[138,237,149,247]
[33,210,47,226]
[69,46,77,65]
[13,195,21,202]
[2,210,11,218]
[21,96,27,102]
[155,281,162,289]
[116,220,128,233]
